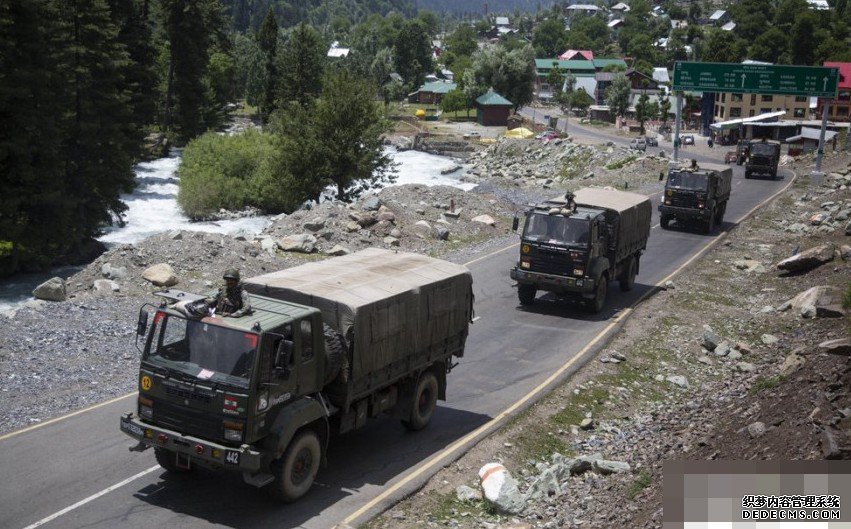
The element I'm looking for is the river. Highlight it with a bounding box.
[1,148,473,311]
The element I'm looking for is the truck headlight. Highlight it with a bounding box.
[697,201,705,209]
[138,396,153,419]
[573,269,584,276]
[520,257,531,269]
[223,421,244,443]
[664,199,671,205]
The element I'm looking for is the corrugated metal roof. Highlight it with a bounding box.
[535,59,596,71]
[592,58,628,69]
[787,127,838,142]
[416,81,457,94]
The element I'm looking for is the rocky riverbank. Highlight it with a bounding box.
[363,152,851,529]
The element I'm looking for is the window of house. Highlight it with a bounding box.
[732,93,743,102]
[795,96,807,102]
[730,107,741,117]
[760,108,771,114]
[838,91,850,102]
[749,110,755,117]
[715,93,720,102]
[838,106,850,117]
[794,108,805,118]
[719,107,725,118]
[750,94,756,105]
[721,93,726,103]
[761,95,773,102]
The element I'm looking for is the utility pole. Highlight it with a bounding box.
[673,91,682,163]
[812,100,829,187]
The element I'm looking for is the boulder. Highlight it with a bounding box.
[841,245,851,261]
[344,221,360,233]
[32,277,67,302]
[101,263,127,280]
[570,454,603,475]
[383,236,400,247]
[747,421,767,439]
[593,459,631,475]
[436,227,450,241]
[784,286,837,318]
[780,353,806,376]
[471,214,496,227]
[377,211,396,223]
[735,362,756,372]
[819,338,851,356]
[23,300,46,311]
[390,228,402,238]
[734,259,762,271]
[93,279,120,295]
[280,234,317,253]
[714,341,731,357]
[361,196,382,211]
[761,334,780,345]
[776,243,835,273]
[702,325,719,351]
[259,237,278,256]
[525,467,561,501]
[326,245,350,256]
[816,305,847,318]
[354,213,378,228]
[456,484,482,502]
[142,264,178,287]
[478,463,526,514]
[579,418,595,430]
[667,375,689,388]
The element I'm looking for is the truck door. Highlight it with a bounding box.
[256,325,298,422]
[295,317,320,394]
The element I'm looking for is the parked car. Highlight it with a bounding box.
[536,130,558,141]
[681,134,695,145]
[463,131,481,140]
[629,138,647,151]
[644,136,658,147]
[724,151,738,164]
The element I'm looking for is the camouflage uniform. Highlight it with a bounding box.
[211,269,252,317]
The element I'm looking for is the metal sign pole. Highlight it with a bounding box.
[673,91,682,162]
[812,100,830,187]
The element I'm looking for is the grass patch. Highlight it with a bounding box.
[558,149,594,180]
[605,155,639,170]
[749,375,786,395]
[843,282,851,309]
[626,471,652,500]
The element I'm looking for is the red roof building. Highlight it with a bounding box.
[558,49,594,61]
[818,62,851,122]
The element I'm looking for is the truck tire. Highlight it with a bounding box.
[322,324,347,385]
[518,284,536,306]
[590,275,608,313]
[717,203,726,224]
[619,258,636,292]
[154,447,191,474]
[772,168,778,180]
[703,210,715,234]
[267,429,321,502]
[660,214,670,230]
[402,370,438,431]
[744,170,751,179]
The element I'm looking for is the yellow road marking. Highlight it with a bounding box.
[341,168,798,526]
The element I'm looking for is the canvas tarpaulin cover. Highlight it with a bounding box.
[243,249,473,381]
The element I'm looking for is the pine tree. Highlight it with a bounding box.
[277,22,326,108]
[257,7,278,122]
[59,0,137,251]
[0,0,71,274]
[393,20,432,87]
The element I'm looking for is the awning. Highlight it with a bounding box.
[710,111,787,131]
[786,127,838,143]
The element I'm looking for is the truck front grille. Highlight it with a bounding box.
[165,385,212,404]
[670,192,698,208]
[529,249,571,276]
[153,400,222,442]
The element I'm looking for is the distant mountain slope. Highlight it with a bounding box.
[415,0,555,14]
[224,0,416,32]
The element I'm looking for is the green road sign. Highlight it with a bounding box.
[673,62,839,97]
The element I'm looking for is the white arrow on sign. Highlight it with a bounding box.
[741,73,746,88]
[823,76,828,91]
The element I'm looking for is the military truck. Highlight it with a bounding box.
[745,139,781,179]
[510,188,652,312]
[120,249,473,502]
[659,161,732,234]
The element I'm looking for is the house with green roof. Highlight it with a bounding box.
[534,57,628,100]
[475,90,513,126]
[407,80,457,105]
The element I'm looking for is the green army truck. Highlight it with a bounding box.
[510,188,652,313]
[659,161,732,234]
[745,139,781,179]
[120,248,473,502]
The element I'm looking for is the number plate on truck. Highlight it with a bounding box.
[121,420,143,437]
[225,450,240,465]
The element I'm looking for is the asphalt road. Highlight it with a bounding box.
[0,134,792,529]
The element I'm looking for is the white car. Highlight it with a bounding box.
[463,131,481,140]
[629,138,646,151]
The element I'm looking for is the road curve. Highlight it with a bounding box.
[0,144,793,529]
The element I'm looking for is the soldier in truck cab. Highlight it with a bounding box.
[207,268,252,317]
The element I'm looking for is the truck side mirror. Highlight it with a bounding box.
[512,216,519,231]
[273,339,294,379]
[136,311,149,336]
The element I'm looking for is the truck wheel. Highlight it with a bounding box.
[619,258,636,292]
[772,169,778,180]
[402,370,438,431]
[267,430,321,502]
[744,170,751,179]
[590,275,608,313]
[322,324,347,385]
[518,284,536,305]
[717,203,726,224]
[154,447,191,474]
[660,214,670,230]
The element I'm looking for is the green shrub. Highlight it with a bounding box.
[177,130,301,218]
[843,282,851,309]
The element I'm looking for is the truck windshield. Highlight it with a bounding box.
[523,213,590,245]
[667,171,708,191]
[750,143,776,156]
[144,312,258,387]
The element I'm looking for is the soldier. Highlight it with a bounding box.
[209,269,252,317]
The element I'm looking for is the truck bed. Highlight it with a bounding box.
[574,188,652,262]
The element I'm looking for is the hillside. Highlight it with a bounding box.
[415,0,555,15]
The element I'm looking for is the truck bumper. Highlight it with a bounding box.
[659,205,710,220]
[510,268,595,296]
[120,413,263,472]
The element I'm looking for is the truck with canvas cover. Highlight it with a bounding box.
[659,161,732,234]
[745,139,780,179]
[120,249,473,502]
[510,188,652,312]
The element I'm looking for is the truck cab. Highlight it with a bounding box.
[659,162,732,234]
[745,139,781,179]
[510,189,651,312]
